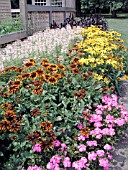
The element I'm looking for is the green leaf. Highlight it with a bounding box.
[0,151,4,156]
[56,116,62,121]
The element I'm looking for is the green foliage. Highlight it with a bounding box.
[80,0,126,14]
[0,16,23,35]
[111,1,123,11]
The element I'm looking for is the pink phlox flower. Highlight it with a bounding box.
[108,154,113,160]
[78,144,86,152]
[77,123,83,129]
[104,144,112,150]
[86,140,97,147]
[27,166,34,170]
[46,162,54,169]
[96,104,105,111]
[60,143,67,152]
[61,143,67,149]
[78,133,86,141]
[96,134,102,139]
[54,140,61,147]
[72,161,81,170]
[121,110,128,119]
[63,157,71,168]
[62,129,66,133]
[99,158,109,169]
[107,152,113,160]
[105,114,114,124]
[64,151,67,156]
[82,109,89,115]
[111,101,119,109]
[108,128,115,136]
[27,165,43,170]
[114,118,125,126]
[95,109,102,115]
[96,150,105,157]
[54,166,60,170]
[47,162,60,170]
[72,158,87,170]
[121,109,128,121]
[90,127,102,135]
[90,114,102,123]
[80,157,87,164]
[102,128,110,135]
[102,94,111,104]
[50,155,61,164]
[102,127,115,136]
[107,123,115,128]
[88,151,97,161]
[111,94,118,102]
[78,116,83,119]
[94,122,103,127]
[32,144,42,152]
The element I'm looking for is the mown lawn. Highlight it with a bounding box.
[106,18,128,47]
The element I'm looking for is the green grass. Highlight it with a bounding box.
[106,18,128,47]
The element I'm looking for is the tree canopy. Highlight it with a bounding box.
[80,0,128,16]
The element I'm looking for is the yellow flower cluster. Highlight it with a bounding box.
[78,26,124,70]
[94,73,110,84]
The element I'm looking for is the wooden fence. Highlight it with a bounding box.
[27,5,76,34]
[0,0,76,45]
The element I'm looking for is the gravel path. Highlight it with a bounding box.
[109,80,128,170]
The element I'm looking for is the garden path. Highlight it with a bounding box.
[109,79,128,170]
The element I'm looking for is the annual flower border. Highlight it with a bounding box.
[0,25,128,170]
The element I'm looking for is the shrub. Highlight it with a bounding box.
[0,16,23,35]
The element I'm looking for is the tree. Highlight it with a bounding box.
[80,0,127,17]
[107,1,124,17]
[80,0,109,14]
[76,0,82,16]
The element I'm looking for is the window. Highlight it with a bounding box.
[51,0,62,7]
[34,0,46,6]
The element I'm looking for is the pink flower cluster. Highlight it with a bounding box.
[88,151,97,161]
[29,94,128,170]
[47,155,61,170]
[78,144,86,152]
[88,94,128,141]
[32,144,42,152]
[63,157,71,168]
[86,140,97,147]
[99,158,109,170]
[27,165,43,170]
[72,157,88,170]
[74,94,128,170]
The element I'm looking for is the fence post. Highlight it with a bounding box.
[19,0,28,35]
[32,0,35,5]
[47,0,51,6]
[49,11,52,26]
[62,0,66,7]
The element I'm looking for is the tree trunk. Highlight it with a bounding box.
[111,10,117,18]
[76,0,81,17]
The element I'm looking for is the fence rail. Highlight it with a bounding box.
[0,31,27,45]
[27,5,76,12]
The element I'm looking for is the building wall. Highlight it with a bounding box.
[0,0,11,21]
[31,0,76,8]
[65,0,76,8]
